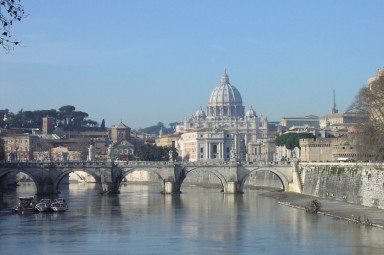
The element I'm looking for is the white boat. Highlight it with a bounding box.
[35,199,52,212]
[51,198,68,212]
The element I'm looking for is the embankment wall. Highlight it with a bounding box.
[299,163,384,209]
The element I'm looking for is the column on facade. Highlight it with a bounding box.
[206,142,209,160]
[234,133,238,158]
[220,142,224,160]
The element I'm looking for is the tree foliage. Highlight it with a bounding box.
[137,144,177,161]
[139,122,175,135]
[1,105,100,132]
[275,132,316,150]
[0,0,26,52]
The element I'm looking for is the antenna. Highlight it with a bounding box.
[332,89,338,114]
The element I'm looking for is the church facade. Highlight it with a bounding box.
[176,71,272,162]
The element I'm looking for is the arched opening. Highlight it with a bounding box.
[0,169,37,209]
[54,169,100,198]
[181,167,226,193]
[68,171,96,184]
[242,169,286,192]
[119,169,164,194]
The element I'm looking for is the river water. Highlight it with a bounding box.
[0,182,383,255]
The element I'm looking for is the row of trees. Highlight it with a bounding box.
[1,105,105,131]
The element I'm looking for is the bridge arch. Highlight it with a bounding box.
[182,167,228,192]
[119,167,165,190]
[0,167,39,190]
[241,167,289,191]
[53,168,102,193]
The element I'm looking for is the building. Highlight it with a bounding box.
[178,128,234,161]
[319,112,368,130]
[300,135,375,162]
[110,122,134,161]
[155,134,180,148]
[279,115,319,130]
[42,116,55,135]
[300,138,333,162]
[1,134,39,161]
[33,146,82,161]
[176,70,271,162]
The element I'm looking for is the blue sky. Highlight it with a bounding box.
[1,0,384,129]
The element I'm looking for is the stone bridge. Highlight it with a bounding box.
[0,161,302,195]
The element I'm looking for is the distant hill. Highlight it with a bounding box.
[138,122,178,136]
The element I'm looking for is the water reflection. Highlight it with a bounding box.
[0,183,383,255]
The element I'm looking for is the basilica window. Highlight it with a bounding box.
[213,145,217,153]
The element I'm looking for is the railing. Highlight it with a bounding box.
[0,159,297,169]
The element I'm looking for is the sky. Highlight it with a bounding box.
[1,0,384,129]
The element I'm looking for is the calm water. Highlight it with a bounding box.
[0,183,383,255]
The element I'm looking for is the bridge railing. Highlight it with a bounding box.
[0,160,115,168]
[0,160,295,168]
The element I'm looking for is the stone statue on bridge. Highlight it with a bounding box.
[8,151,16,161]
[108,144,115,162]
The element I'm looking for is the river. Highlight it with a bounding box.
[0,182,383,255]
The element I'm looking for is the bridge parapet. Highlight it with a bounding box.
[115,161,175,167]
[0,161,116,169]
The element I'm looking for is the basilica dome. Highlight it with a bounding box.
[195,106,206,118]
[207,70,245,118]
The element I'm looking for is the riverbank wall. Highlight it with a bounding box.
[299,163,384,209]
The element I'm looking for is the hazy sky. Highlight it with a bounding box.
[1,0,384,129]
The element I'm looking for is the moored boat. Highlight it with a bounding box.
[35,198,52,212]
[51,198,68,212]
[12,196,36,214]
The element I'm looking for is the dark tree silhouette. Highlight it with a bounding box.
[100,119,106,131]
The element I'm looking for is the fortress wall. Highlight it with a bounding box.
[299,163,384,209]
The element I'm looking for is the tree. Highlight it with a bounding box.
[58,105,75,128]
[137,144,174,161]
[347,78,384,161]
[2,106,101,132]
[72,111,89,128]
[169,122,179,132]
[0,0,26,52]
[275,132,316,150]
[100,119,106,131]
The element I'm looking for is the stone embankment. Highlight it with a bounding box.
[263,192,384,229]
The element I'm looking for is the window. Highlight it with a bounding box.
[213,145,217,153]
[200,148,203,153]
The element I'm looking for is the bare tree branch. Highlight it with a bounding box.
[0,0,26,52]
[348,70,384,161]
